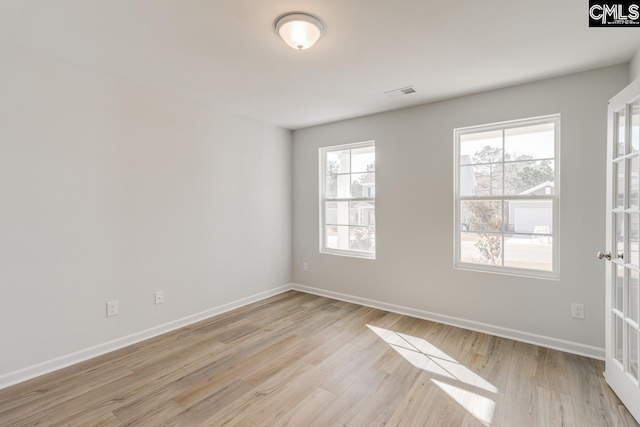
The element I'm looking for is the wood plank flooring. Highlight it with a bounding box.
[0,291,637,426]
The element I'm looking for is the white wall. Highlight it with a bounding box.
[630,45,640,81]
[0,44,292,378]
[293,64,629,353]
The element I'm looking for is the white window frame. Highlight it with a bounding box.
[453,114,561,279]
[319,141,376,259]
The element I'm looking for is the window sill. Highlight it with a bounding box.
[454,263,559,281]
[320,248,376,260]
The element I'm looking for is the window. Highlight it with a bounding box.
[320,141,376,258]
[454,115,560,278]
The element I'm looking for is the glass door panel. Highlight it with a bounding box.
[631,155,639,209]
[630,213,639,266]
[616,160,625,209]
[606,90,640,423]
[632,101,640,153]
[629,326,639,381]
[616,265,625,312]
[616,314,624,364]
[616,213,625,260]
[630,270,639,324]
[617,109,626,157]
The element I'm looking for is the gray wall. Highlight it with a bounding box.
[0,44,292,377]
[292,64,629,350]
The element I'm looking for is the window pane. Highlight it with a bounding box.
[335,174,351,198]
[631,213,639,267]
[351,146,375,172]
[325,201,349,225]
[503,199,552,234]
[326,150,350,174]
[460,163,503,196]
[633,101,640,153]
[631,270,639,324]
[504,123,554,161]
[615,265,624,312]
[616,160,625,208]
[459,165,480,196]
[325,174,351,199]
[350,201,375,226]
[325,175,336,198]
[617,109,626,157]
[460,232,502,265]
[616,213,625,261]
[460,164,503,196]
[350,226,375,252]
[326,225,349,250]
[351,172,375,198]
[461,200,502,232]
[503,233,553,271]
[629,327,639,381]
[503,160,554,195]
[631,156,639,209]
[460,130,503,165]
[615,315,623,363]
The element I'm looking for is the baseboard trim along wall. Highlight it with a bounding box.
[291,283,605,360]
[0,284,293,390]
[1,282,605,390]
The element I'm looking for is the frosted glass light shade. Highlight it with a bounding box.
[274,13,325,50]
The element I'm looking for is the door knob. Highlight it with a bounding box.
[597,251,612,260]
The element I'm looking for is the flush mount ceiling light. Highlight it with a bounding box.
[274,12,325,50]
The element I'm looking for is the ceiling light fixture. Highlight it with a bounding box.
[274,12,325,50]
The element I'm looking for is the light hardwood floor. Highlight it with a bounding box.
[0,291,638,426]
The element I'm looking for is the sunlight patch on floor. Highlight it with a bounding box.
[432,379,495,426]
[367,324,497,426]
[366,324,497,393]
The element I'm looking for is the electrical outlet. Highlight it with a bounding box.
[571,303,584,319]
[303,262,308,272]
[106,300,119,317]
[155,291,164,305]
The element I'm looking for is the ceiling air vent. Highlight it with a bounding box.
[385,86,416,98]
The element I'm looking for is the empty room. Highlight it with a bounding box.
[2,1,640,426]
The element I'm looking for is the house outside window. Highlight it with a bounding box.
[454,115,560,278]
[320,141,375,259]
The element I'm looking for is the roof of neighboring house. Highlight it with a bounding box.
[519,181,554,195]
[360,172,375,184]
[352,201,374,208]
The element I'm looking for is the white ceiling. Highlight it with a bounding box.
[2,1,640,130]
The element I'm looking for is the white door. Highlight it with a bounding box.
[604,78,640,423]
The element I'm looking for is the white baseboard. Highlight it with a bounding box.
[1,281,605,390]
[291,283,605,360]
[0,284,293,390]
